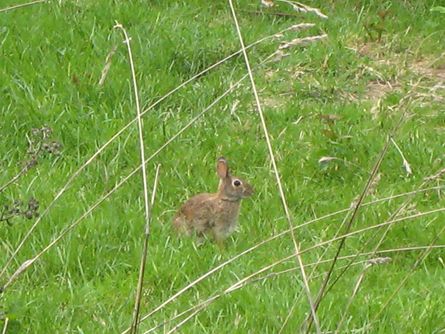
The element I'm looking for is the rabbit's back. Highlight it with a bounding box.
[173,193,241,241]
[173,193,217,234]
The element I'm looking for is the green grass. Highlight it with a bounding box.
[1,0,445,333]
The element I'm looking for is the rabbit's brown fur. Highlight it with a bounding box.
[173,157,253,245]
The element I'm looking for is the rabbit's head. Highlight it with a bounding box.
[216,157,254,201]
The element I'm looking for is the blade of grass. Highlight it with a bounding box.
[3,178,443,294]
[278,209,353,333]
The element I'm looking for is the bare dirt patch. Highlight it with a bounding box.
[411,60,445,81]
[365,80,398,100]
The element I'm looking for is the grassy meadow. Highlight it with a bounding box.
[1,0,445,333]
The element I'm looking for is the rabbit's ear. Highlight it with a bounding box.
[216,157,229,179]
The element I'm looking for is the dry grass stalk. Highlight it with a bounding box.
[305,94,414,331]
[0,165,31,194]
[292,207,445,274]
[98,45,117,86]
[0,0,46,13]
[391,138,413,175]
[322,203,409,303]
[145,252,324,333]
[261,0,275,8]
[306,93,435,325]
[277,293,299,334]
[112,22,154,334]
[130,164,161,334]
[305,206,445,305]
[143,292,221,333]
[1,317,8,334]
[0,22,312,281]
[164,306,207,334]
[279,34,327,50]
[228,1,321,332]
[277,0,328,19]
[424,167,445,181]
[279,175,373,333]
[268,245,445,284]
[3,173,444,295]
[281,209,353,332]
[1,70,249,292]
[259,0,328,19]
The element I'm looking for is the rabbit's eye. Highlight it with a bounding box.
[233,179,242,187]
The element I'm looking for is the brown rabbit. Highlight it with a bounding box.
[173,157,254,246]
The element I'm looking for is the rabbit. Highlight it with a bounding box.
[173,157,254,246]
